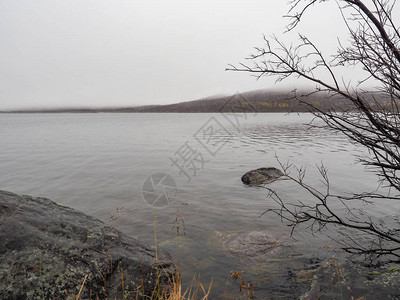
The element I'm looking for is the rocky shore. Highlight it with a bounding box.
[0,190,176,299]
[2,189,400,299]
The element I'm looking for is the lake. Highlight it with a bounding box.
[0,112,391,298]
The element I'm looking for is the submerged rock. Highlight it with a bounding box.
[216,230,287,261]
[241,167,284,185]
[0,190,176,299]
[300,259,400,300]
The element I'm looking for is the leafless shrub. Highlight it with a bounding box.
[230,0,400,260]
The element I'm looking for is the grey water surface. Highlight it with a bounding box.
[0,113,391,298]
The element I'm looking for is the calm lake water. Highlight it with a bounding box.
[0,113,393,298]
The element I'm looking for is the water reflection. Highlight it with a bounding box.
[224,116,350,154]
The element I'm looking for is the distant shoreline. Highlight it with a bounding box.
[0,110,306,114]
[1,89,383,114]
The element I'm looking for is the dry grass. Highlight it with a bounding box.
[158,272,212,300]
[73,206,212,300]
[73,271,212,300]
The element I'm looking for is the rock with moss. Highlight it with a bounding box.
[241,167,284,185]
[0,190,176,299]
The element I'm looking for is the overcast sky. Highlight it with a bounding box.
[1,0,355,109]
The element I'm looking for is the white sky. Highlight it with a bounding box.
[0,0,355,109]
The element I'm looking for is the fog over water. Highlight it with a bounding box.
[2,1,400,297]
[1,0,354,110]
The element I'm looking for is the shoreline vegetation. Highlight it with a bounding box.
[0,89,389,114]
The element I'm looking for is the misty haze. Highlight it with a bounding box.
[1,1,400,299]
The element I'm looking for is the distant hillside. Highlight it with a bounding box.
[126,90,351,113]
[2,89,384,113]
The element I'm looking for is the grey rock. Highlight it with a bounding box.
[0,190,176,299]
[300,259,400,300]
[216,230,287,261]
[241,167,284,185]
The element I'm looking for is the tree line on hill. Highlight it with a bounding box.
[1,89,390,113]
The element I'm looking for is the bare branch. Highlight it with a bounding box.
[231,0,400,261]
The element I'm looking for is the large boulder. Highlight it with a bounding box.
[0,190,176,299]
[241,167,284,185]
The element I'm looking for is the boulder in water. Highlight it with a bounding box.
[241,167,284,185]
[216,230,287,261]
